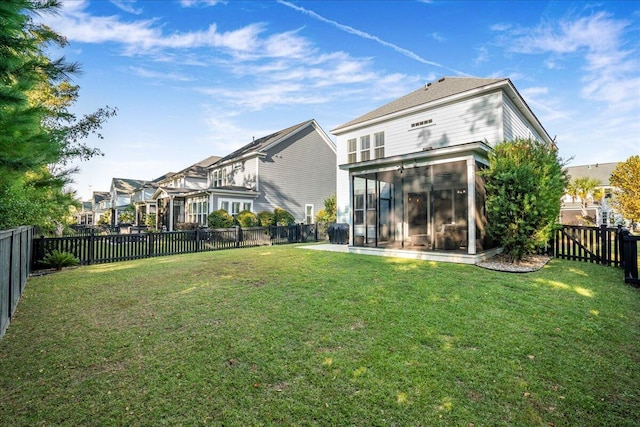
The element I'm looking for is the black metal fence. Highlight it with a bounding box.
[551,224,638,286]
[32,224,325,269]
[0,226,33,338]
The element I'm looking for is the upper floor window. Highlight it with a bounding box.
[374,132,385,159]
[222,168,227,186]
[360,135,370,161]
[347,139,357,163]
[212,171,218,188]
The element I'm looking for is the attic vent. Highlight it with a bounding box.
[411,119,433,128]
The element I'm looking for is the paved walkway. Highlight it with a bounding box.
[297,243,349,253]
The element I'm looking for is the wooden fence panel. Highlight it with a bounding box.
[1,227,34,338]
[553,225,622,267]
[32,224,325,269]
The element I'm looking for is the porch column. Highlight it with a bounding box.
[169,196,174,232]
[466,158,476,255]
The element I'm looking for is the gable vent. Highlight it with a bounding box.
[411,119,433,128]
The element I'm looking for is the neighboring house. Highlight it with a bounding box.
[76,201,94,225]
[152,155,220,231]
[203,119,336,226]
[332,76,554,264]
[93,191,111,224]
[561,162,619,226]
[109,178,149,226]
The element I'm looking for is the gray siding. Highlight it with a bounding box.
[256,124,336,222]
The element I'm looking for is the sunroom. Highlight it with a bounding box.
[340,142,498,263]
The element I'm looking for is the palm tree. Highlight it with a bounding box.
[566,177,601,222]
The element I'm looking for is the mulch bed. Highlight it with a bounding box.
[477,253,552,273]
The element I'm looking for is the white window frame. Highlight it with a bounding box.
[218,198,253,215]
[347,138,357,163]
[305,204,314,224]
[186,197,208,226]
[374,132,385,159]
[360,135,370,161]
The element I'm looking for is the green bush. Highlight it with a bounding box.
[257,211,274,227]
[207,209,234,228]
[480,138,568,261]
[273,207,295,226]
[236,210,259,227]
[42,250,79,271]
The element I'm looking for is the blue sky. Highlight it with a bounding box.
[39,0,640,200]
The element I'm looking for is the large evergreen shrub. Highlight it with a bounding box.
[481,138,568,261]
[207,209,234,228]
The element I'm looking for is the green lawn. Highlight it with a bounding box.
[1,245,639,426]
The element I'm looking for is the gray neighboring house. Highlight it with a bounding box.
[205,119,337,224]
[561,162,620,225]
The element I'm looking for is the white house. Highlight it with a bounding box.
[332,76,555,264]
[561,162,620,226]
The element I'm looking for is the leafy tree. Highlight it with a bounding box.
[566,177,600,224]
[481,138,568,261]
[610,155,640,226]
[315,194,337,223]
[207,209,234,228]
[0,0,116,230]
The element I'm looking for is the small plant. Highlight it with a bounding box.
[42,250,79,271]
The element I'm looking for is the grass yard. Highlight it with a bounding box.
[1,245,639,426]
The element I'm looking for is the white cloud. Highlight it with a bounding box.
[276,0,468,76]
[180,0,226,7]
[109,0,143,15]
[129,66,194,82]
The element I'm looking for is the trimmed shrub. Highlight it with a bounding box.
[237,210,259,227]
[257,211,274,227]
[273,207,295,226]
[207,209,234,228]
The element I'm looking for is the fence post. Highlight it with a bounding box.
[315,222,318,242]
[195,229,201,253]
[600,224,608,266]
[618,224,625,267]
[235,226,240,248]
[88,229,95,265]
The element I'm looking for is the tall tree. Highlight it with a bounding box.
[0,0,116,232]
[481,138,568,261]
[610,155,640,227]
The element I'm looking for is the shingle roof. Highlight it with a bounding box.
[332,77,507,132]
[217,120,315,164]
[566,162,619,186]
[92,191,110,203]
[112,178,148,194]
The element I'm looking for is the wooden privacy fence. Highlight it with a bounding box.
[0,226,33,338]
[551,224,638,286]
[621,230,639,286]
[32,224,322,268]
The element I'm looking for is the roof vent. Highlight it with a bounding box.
[438,77,445,83]
[425,82,432,90]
